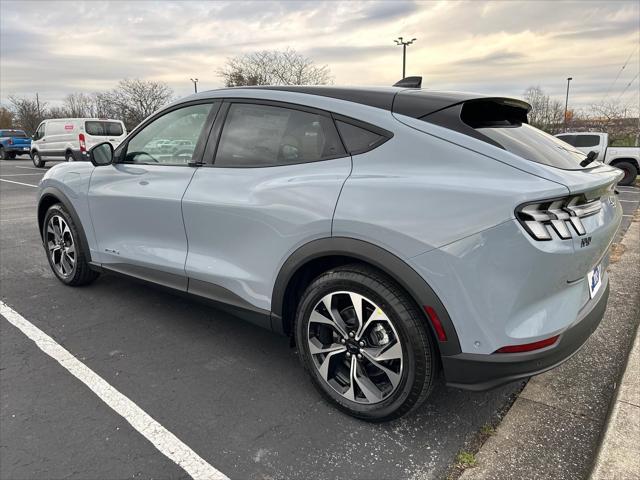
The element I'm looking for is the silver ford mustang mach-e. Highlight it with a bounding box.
[37,85,623,421]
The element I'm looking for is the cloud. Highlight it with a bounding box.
[0,0,638,114]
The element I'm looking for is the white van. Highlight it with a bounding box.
[30,118,127,168]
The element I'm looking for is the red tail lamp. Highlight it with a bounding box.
[495,335,560,353]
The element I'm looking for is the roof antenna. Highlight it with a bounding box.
[393,76,422,88]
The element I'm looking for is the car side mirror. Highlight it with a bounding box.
[89,142,114,166]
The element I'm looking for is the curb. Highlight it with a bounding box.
[590,325,640,479]
[459,211,640,480]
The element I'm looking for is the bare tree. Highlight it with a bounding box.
[0,107,14,129]
[523,86,564,133]
[8,95,46,134]
[585,100,638,146]
[100,79,174,130]
[219,48,333,87]
[63,93,96,117]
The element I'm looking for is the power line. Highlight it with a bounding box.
[602,47,638,102]
[615,71,639,102]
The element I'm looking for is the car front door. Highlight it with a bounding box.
[88,101,219,289]
[182,100,352,316]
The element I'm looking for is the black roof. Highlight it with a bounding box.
[231,85,527,119]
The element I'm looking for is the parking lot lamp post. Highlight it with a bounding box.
[190,78,199,94]
[394,37,417,79]
[564,77,572,131]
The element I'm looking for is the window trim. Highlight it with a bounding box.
[204,98,349,168]
[115,99,221,167]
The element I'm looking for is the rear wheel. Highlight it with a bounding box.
[8,152,16,159]
[32,151,46,168]
[614,160,638,186]
[65,150,74,162]
[295,264,437,421]
[0,146,6,160]
[43,204,99,286]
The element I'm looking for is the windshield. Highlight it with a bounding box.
[477,123,588,170]
[85,121,124,136]
[0,130,27,138]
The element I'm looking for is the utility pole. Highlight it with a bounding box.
[564,77,572,131]
[190,78,199,94]
[394,37,417,79]
[36,93,41,117]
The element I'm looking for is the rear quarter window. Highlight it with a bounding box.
[335,121,387,154]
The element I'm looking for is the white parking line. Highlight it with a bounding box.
[0,178,38,188]
[0,173,45,177]
[12,166,49,171]
[0,301,228,480]
[619,199,639,203]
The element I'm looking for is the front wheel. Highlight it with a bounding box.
[32,151,46,168]
[614,160,638,186]
[0,146,6,160]
[43,204,99,286]
[295,264,437,421]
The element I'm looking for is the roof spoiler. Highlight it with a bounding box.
[393,76,422,88]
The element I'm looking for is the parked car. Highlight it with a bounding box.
[0,129,31,159]
[555,132,639,185]
[30,118,127,168]
[37,86,623,421]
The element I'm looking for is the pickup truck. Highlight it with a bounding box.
[555,132,639,185]
[0,129,32,160]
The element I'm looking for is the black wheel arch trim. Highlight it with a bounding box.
[38,187,93,264]
[270,237,462,356]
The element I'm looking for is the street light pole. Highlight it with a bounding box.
[394,37,417,79]
[190,78,199,94]
[564,77,572,131]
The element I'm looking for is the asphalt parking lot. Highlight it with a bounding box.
[1,156,639,480]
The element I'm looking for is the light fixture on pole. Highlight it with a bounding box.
[190,78,199,94]
[394,37,417,79]
[564,77,572,131]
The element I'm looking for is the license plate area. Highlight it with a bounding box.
[587,263,602,299]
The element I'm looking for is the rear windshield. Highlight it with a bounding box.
[458,101,588,170]
[477,124,588,170]
[85,121,124,136]
[573,135,600,147]
[0,130,27,138]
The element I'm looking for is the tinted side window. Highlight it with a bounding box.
[573,135,600,148]
[85,121,124,136]
[336,121,385,154]
[215,103,345,167]
[125,103,212,165]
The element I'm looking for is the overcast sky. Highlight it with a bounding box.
[1,0,638,114]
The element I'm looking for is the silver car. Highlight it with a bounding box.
[37,85,623,421]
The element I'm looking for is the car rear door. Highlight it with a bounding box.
[88,101,219,289]
[181,100,351,315]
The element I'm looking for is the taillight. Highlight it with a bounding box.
[495,335,560,353]
[79,133,86,153]
[516,195,601,241]
[8,137,13,145]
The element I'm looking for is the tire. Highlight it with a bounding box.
[32,151,46,168]
[0,146,6,160]
[65,150,74,162]
[614,160,638,186]
[8,152,16,159]
[42,204,99,286]
[295,263,437,422]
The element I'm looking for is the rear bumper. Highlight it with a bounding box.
[4,145,31,153]
[441,280,609,391]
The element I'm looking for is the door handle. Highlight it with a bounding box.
[139,180,149,186]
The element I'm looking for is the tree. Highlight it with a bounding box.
[8,95,46,135]
[63,92,96,118]
[523,86,564,133]
[218,48,332,87]
[0,107,13,129]
[100,79,174,130]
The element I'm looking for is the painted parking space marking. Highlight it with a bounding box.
[12,165,52,171]
[0,301,229,480]
[0,173,45,177]
[0,178,38,188]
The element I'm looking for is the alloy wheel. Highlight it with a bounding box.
[307,291,404,404]
[46,215,76,277]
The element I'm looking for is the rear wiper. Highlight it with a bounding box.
[580,150,598,167]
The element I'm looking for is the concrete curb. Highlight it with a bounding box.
[590,325,640,479]
[460,212,640,480]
